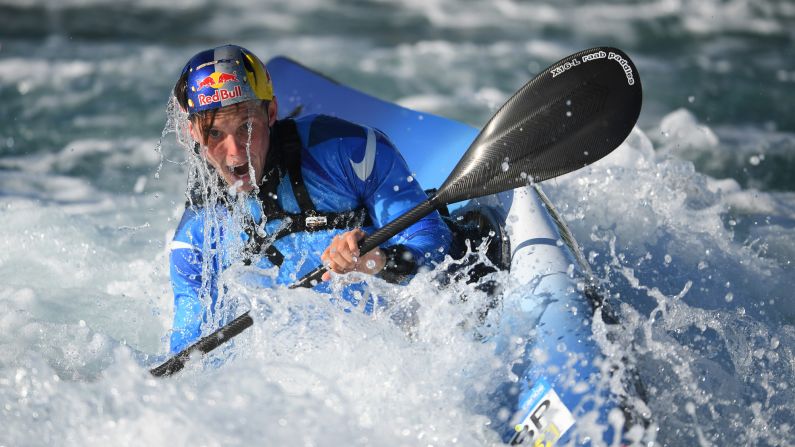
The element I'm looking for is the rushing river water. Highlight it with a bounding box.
[1,0,794,445]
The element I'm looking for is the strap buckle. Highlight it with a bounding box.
[305,215,328,229]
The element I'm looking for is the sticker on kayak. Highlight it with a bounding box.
[509,378,575,446]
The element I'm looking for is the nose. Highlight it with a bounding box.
[220,134,249,164]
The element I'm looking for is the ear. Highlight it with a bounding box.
[267,97,278,127]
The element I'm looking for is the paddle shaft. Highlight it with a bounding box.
[149,312,254,377]
[151,198,439,376]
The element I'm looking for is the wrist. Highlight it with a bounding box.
[360,248,387,274]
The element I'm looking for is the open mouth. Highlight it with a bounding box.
[229,163,250,177]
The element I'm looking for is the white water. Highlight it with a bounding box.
[2,0,794,445]
[3,111,793,446]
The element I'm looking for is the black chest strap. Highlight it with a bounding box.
[243,119,373,267]
[278,121,315,214]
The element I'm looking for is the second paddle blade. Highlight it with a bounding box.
[436,47,643,205]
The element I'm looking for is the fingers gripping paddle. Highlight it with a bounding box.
[151,47,642,377]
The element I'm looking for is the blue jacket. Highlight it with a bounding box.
[168,114,452,353]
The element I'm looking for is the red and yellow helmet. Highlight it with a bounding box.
[177,44,273,115]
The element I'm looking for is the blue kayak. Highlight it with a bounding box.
[267,56,634,446]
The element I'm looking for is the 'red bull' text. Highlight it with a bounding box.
[198,85,243,107]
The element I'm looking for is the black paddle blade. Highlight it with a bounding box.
[435,47,642,205]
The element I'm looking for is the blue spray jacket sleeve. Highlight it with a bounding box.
[357,128,451,265]
[168,208,220,353]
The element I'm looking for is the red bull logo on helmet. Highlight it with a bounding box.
[197,85,244,107]
[194,70,244,107]
[195,71,239,90]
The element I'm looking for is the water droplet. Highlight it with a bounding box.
[664,254,672,264]
[724,292,734,303]
[501,161,510,172]
[406,175,414,183]
[688,96,695,103]
[749,155,761,166]
[566,111,572,117]
[366,259,376,270]
[556,342,567,352]
[566,99,572,106]
[685,402,696,415]
[393,185,400,191]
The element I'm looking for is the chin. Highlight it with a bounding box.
[224,176,257,194]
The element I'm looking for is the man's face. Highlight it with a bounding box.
[192,100,278,193]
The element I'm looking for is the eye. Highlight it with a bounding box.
[207,128,222,139]
[237,120,255,138]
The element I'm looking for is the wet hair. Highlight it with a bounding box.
[173,69,191,113]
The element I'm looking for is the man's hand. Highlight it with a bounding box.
[320,229,386,281]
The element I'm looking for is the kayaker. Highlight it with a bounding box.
[167,44,452,353]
